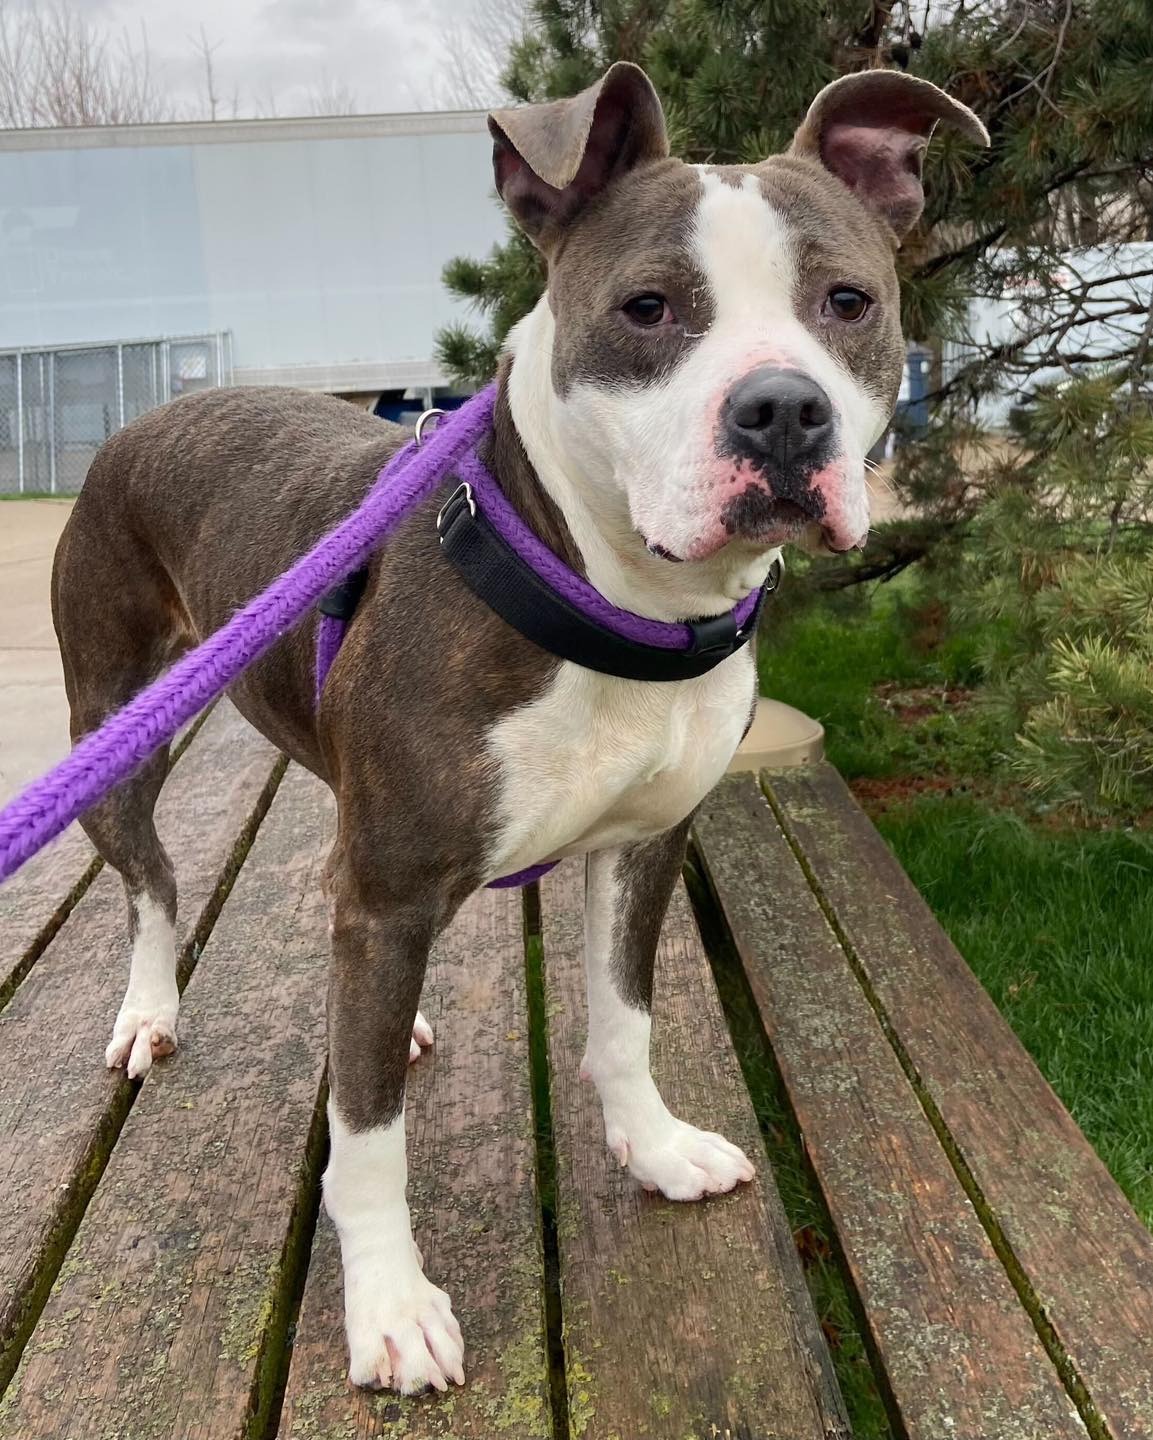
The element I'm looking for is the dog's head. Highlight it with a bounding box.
[490,65,987,567]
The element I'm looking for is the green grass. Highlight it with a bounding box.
[877,800,1153,1227]
[759,590,1153,1231]
[758,587,995,780]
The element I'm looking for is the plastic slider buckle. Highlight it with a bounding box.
[318,571,368,620]
[686,610,740,658]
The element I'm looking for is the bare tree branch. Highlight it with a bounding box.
[190,26,222,123]
[306,77,360,117]
[429,0,529,110]
[0,0,170,127]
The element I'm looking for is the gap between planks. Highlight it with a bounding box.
[0,703,284,1397]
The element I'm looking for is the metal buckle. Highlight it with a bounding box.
[414,407,446,445]
[436,481,476,538]
[731,557,782,641]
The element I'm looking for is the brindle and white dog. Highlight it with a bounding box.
[52,63,986,1394]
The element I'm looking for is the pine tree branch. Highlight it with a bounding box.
[811,525,958,590]
[916,161,1097,279]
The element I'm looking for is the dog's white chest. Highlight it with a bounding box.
[485,651,755,876]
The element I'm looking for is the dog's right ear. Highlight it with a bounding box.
[790,70,989,240]
[489,63,668,252]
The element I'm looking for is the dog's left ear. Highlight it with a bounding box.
[790,70,989,240]
[489,63,669,252]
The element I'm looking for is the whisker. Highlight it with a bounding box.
[864,466,896,498]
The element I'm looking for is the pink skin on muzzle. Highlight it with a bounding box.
[643,358,868,561]
[671,455,863,562]
[806,459,867,553]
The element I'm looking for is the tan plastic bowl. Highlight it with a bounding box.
[728,698,824,772]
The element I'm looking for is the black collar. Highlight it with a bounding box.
[434,483,779,682]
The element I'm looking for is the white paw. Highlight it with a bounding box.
[607,1116,755,1202]
[408,1010,434,1065]
[105,989,179,1080]
[345,1265,464,1394]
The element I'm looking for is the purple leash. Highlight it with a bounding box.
[0,386,497,885]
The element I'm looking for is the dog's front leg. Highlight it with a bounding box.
[581,825,755,1201]
[322,887,464,1394]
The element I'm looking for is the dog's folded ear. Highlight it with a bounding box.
[790,70,989,240]
[489,62,668,251]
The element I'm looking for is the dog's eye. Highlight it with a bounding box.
[622,293,674,327]
[825,287,871,322]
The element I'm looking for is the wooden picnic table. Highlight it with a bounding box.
[1,699,1150,1439]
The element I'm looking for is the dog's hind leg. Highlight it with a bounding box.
[580,824,756,1201]
[51,493,191,1079]
[321,840,466,1395]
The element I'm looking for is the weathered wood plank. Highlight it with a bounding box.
[278,884,550,1440]
[0,764,330,1440]
[766,760,1153,1440]
[0,702,281,1391]
[539,857,850,1440]
[0,712,209,1009]
[0,823,99,1008]
[695,775,1089,1440]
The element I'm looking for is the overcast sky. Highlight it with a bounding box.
[55,0,498,119]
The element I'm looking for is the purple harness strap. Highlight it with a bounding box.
[0,384,765,893]
[314,607,349,709]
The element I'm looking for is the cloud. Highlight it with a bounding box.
[39,0,485,118]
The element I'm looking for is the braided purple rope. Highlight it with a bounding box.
[0,385,497,886]
[455,448,762,644]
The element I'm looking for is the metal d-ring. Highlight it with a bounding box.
[414,407,446,445]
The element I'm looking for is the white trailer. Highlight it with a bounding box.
[0,109,504,397]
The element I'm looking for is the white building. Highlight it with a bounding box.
[0,109,505,490]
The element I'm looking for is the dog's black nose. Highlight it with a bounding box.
[724,368,834,469]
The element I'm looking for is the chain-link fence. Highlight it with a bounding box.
[0,334,232,495]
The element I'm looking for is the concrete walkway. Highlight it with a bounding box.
[0,501,73,805]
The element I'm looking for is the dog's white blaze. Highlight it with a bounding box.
[105,894,179,1080]
[692,171,884,476]
[581,849,755,1201]
[484,650,754,879]
[697,171,798,328]
[324,1104,464,1393]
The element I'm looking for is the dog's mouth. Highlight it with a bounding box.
[643,498,860,565]
[741,496,814,537]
